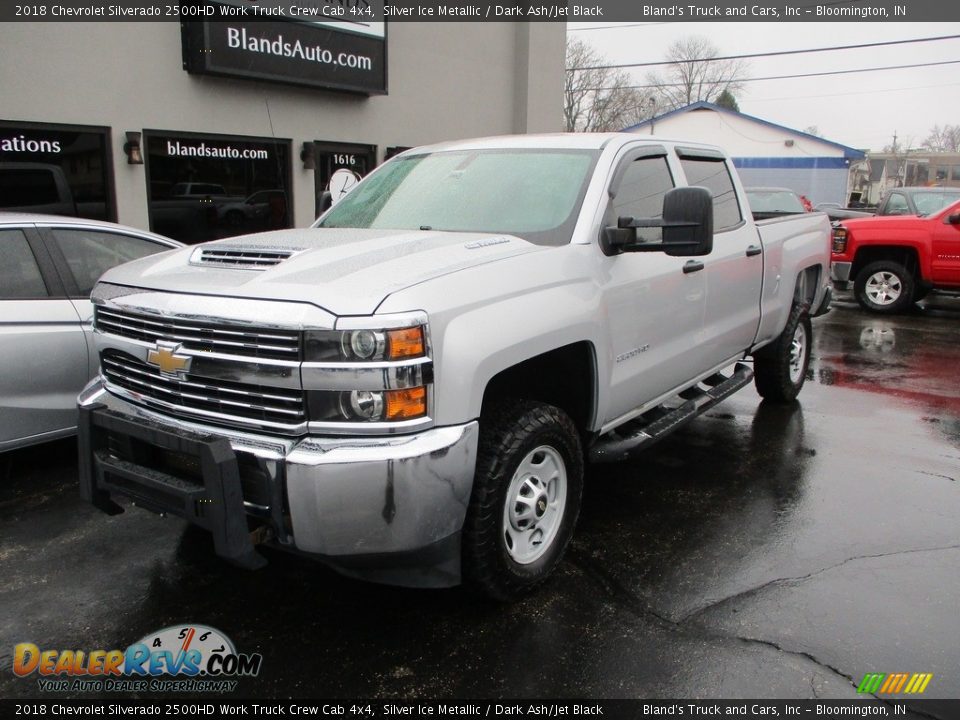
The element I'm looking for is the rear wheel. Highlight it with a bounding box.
[854,260,915,314]
[462,400,583,601]
[753,303,812,403]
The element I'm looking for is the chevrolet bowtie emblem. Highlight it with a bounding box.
[146,342,192,376]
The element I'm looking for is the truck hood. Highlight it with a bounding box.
[99,227,548,316]
[839,214,933,231]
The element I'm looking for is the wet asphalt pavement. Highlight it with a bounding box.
[1,291,959,701]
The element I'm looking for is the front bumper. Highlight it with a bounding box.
[78,378,478,587]
[831,261,853,283]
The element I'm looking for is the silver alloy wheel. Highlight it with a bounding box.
[789,320,808,385]
[864,271,903,306]
[502,445,567,565]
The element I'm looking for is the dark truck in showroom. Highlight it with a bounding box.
[78,134,832,599]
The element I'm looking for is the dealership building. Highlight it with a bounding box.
[0,15,564,243]
[626,102,866,207]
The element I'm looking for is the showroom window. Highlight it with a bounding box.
[144,131,292,244]
[0,121,114,221]
[309,141,377,217]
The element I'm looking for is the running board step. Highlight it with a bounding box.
[589,362,754,464]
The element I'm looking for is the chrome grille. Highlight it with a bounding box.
[95,307,301,361]
[102,351,306,431]
[193,247,296,268]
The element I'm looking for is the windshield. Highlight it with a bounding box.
[317,149,599,245]
[911,190,960,216]
[747,189,806,215]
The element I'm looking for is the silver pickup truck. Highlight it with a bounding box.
[78,134,832,599]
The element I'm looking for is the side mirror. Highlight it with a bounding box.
[601,186,714,257]
[660,186,714,256]
[948,213,960,225]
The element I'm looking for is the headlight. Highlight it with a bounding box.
[304,314,431,428]
[305,326,425,362]
[832,226,848,254]
[309,387,428,423]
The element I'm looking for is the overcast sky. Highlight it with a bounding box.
[567,21,960,151]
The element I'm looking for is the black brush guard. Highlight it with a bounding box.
[78,405,267,569]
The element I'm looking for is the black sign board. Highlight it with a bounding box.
[181,14,387,95]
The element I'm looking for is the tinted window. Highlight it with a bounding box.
[611,155,674,242]
[146,133,292,244]
[0,229,48,299]
[884,194,909,215]
[0,123,112,221]
[49,228,167,296]
[679,158,743,231]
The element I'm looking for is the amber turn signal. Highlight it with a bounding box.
[387,327,425,359]
[385,386,427,420]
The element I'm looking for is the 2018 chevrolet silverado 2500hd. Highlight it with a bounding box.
[832,198,960,314]
[78,135,832,599]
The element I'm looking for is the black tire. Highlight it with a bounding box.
[462,400,583,601]
[753,303,812,403]
[853,260,915,314]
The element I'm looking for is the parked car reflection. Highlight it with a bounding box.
[217,190,289,234]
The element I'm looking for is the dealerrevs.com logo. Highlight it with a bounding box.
[13,624,262,693]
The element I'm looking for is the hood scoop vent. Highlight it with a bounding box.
[190,246,302,270]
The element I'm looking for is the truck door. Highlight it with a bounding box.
[677,150,762,366]
[600,147,708,426]
[930,207,960,286]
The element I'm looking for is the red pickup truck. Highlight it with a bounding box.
[832,198,960,313]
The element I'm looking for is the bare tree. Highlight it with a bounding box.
[882,133,916,187]
[645,36,748,112]
[922,124,960,153]
[564,37,655,132]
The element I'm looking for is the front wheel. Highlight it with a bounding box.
[753,303,812,403]
[462,400,583,601]
[854,260,915,314]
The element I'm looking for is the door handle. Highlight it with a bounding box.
[683,260,705,274]
[746,245,763,257]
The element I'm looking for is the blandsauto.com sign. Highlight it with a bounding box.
[181,3,387,94]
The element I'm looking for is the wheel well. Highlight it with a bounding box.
[482,342,596,436]
[794,266,821,307]
[851,246,920,282]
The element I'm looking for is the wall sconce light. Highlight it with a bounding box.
[300,142,316,170]
[123,131,143,165]
[784,139,795,148]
